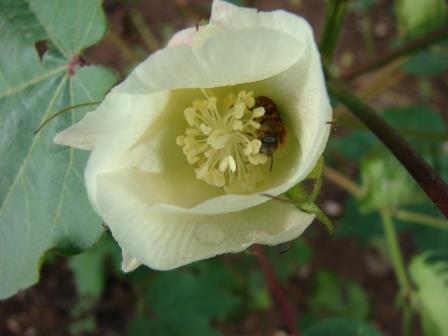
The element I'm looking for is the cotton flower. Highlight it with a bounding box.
[54,0,332,271]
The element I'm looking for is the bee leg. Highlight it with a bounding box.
[269,155,274,172]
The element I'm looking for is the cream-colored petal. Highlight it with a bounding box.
[264,44,331,196]
[233,40,331,199]
[208,0,332,196]
[69,0,331,219]
[96,169,314,270]
[177,2,332,212]
[54,92,131,150]
[85,91,171,209]
[211,0,260,26]
[211,0,313,40]
[53,112,98,150]
[121,250,141,272]
[115,27,303,94]
[167,27,198,47]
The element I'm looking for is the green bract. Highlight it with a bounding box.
[55,0,332,271]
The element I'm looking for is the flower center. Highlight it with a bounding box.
[176,90,270,193]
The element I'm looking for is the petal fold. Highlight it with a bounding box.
[85,91,171,209]
[121,250,141,272]
[96,169,315,270]
[116,27,303,94]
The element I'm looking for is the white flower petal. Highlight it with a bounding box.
[232,37,331,198]
[96,169,315,270]
[206,0,332,197]
[211,0,313,39]
[53,93,129,150]
[121,250,141,272]
[167,27,198,47]
[58,1,331,216]
[116,27,304,94]
[85,91,171,209]
[54,0,332,272]
[211,0,258,25]
[86,8,328,216]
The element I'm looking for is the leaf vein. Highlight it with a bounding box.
[0,66,65,100]
[27,0,70,58]
[17,177,32,281]
[77,1,99,52]
[0,75,68,216]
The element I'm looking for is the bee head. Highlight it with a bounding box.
[260,135,277,155]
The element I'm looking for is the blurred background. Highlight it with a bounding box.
[1,0,448,335]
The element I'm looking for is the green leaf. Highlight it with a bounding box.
[0,0,116,298]
[129,317,174,336]
[69,233,121,300]
[349,0,375,11]
[309,270,370,321]
[330,106,446,160]
[337,196,419,243]
[358,103,446,210]
[409,253,448,336]
[336,196,383,241]
[69,301,96,336]
[412,225,448,254]
[395,0,448,37]
[191,258,241,289]
[268,240,312,281]
[406,202,448,253]
[303,318,382,336]
[143,270,240,335]
[351,106,445,208]
[383,106,447,136]
[247,271,272,311]
[329,130,377,162]
[359,148,426,211]
[403,49,448,77]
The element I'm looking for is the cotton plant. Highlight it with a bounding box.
[54,0,332,271]
[2,1,448,334]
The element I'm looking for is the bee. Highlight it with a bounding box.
[252,96,287,170]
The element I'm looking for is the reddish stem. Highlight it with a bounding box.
[67,55,85,77]
[252,245,300,336]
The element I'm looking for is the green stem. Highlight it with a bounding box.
[320,0,349,64]
[360,14,376,59]
[393,209,448,231]
[327,80,448,219]
[324,166,363,197]
[380,210,412,335]
[402,304,413,336]
[128,8,160,52]
[324,166,448,230]
[340,26,448,80]
[107,30,141,64]
[381,210,411,294]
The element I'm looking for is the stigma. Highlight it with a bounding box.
[176,90,269,193]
